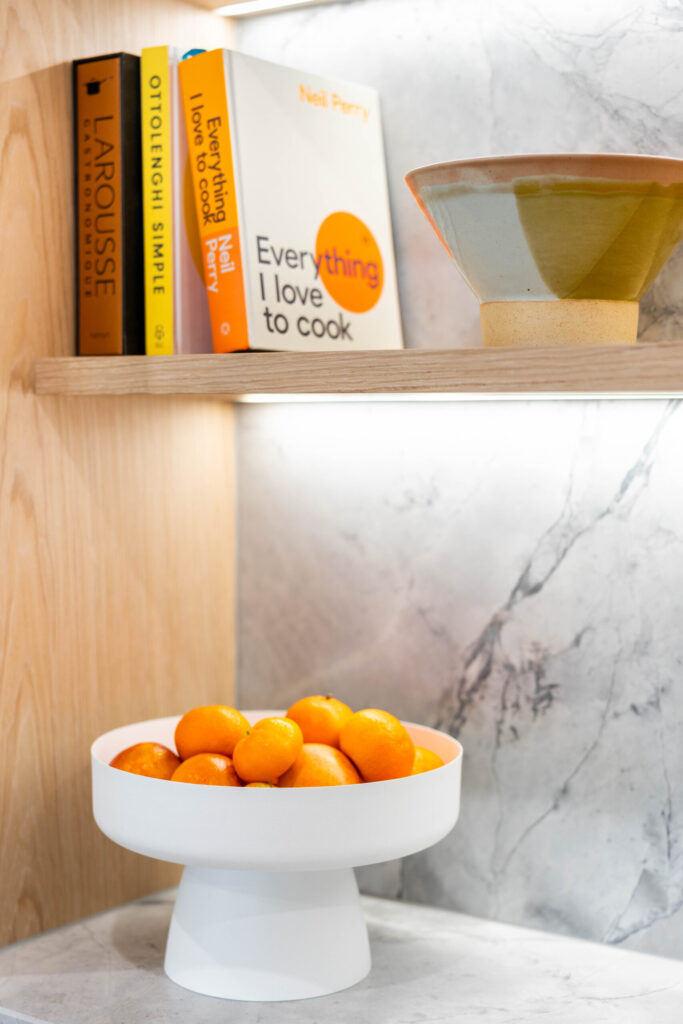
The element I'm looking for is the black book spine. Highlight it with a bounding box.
[118,54,144,355]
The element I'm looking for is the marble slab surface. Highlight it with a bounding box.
[237,0,683,349]
[233,0,683,963]
[236,397,683,958]
[1,890,683,1023]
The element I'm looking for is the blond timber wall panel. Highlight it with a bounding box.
[0,1,235,945]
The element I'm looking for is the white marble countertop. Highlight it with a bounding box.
[1,890,682,1023]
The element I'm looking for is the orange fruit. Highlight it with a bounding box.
[339,708,415,782]
[411,746,444,775]
[110,742,180,780]
[171,752,241,786]
[286,694,353,748]
[174,705,249,760]
[279,743,361,788]
[233,717,303,784]
[245,782,276,788]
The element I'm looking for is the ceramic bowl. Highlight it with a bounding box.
[405,154,683,347]
[92,711,462,1002]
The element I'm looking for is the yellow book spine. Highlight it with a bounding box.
[141,46,174,354]
[179,49,249,353]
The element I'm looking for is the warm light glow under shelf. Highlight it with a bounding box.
[236,392,677,403]
[215,0,330,16]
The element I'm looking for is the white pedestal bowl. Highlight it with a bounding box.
[92,711,462,1002]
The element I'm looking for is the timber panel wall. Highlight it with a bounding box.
[0,1,235,945]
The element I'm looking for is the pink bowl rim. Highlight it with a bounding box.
[405,152,683,193]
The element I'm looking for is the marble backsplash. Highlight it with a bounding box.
[234,0,683,960]
[236,0,683,348]
[237,399,683,958]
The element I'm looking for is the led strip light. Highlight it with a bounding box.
[215,0,336,17]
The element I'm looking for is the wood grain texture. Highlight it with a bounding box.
[0,2,234,946]
[34,343,683,396]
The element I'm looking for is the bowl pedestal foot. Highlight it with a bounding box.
[480,299,639,347]
[164,865,371,1001]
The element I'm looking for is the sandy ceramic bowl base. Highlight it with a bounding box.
[165,866,370,1001]
[481,299,639,348]
[92,712,462,1002]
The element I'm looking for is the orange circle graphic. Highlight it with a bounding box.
[315,212,384,313]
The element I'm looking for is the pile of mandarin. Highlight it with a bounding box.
[109,695,444,787]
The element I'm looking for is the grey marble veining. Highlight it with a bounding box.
[2,889,683,1023]
[236,0,683,348]
[236,398,683,958]
[234,0,683,961]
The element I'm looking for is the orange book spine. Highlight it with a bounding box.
[178,50,249,353]
[73,53,144,355]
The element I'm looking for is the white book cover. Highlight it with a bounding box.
[180,49,404,352]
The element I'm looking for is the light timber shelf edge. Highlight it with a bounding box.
[33,343,683,398]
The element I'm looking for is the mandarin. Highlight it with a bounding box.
[339,708,415,782]
[174,705,249,760]
[233,717,303,784]
[245,782,276,788]
[286,694,353,748]
[171,752,241,786]
[110,742,180,780]
[278,743,361,788]
[411,746,444,775]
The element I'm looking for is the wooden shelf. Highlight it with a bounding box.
[33,343,683,398]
